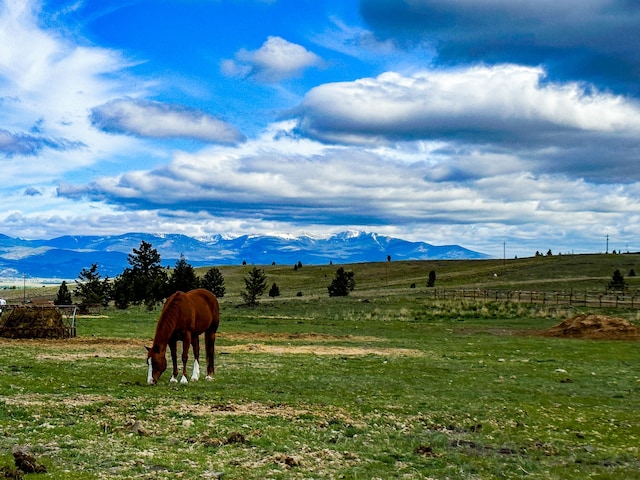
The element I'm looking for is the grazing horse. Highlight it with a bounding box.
[146,288,219,385]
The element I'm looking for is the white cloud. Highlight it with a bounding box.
[294,64,640,182]
[51,121,640,257]
[223,36,322,82]
[0,0,150,183]
[90,99,245,144]
[297,65,640,144]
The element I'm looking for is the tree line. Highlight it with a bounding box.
[59,240,440,309]
[56,240,225,310]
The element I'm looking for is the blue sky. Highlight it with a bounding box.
[2,0,640,258]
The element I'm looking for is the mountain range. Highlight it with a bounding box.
[0,231,488,281]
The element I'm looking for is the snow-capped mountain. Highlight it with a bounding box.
[0,231,487,280]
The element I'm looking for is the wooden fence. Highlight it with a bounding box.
[424,288,640,309]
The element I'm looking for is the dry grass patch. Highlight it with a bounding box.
[220,332,422,356]
[220,343,423,356]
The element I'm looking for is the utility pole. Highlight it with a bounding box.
[606,234,609,254]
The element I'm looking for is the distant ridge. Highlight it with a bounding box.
[0,231,487,280]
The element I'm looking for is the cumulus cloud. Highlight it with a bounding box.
[298,65,640,140]
[222,36,322,82]
[54,120,640,257]
[360,0,640,93]
[293,65,640,181]
[90,99,246,144]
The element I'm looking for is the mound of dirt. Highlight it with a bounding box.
[0,307,69,339]
[543,314,640,340]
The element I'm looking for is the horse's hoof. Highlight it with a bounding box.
[190,376,199,382]
[180,376,188,384]
[170,376,178,383]
[205,375,214,381]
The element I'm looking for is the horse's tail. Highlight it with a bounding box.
[202,290,219,378]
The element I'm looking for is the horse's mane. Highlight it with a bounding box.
[152,292,186,349]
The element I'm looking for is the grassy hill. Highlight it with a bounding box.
[4,253,640,304]
[204,253,640,302]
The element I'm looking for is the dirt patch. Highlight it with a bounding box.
[2,393,114,408]
[542,314,640,340]
[157,401,316,420]
[0,336,147,348]
[0,332,421,358]
[221,332,381,343]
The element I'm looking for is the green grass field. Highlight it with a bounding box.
[1,255,639,479]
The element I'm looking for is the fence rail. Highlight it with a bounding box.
[424,288,640,309]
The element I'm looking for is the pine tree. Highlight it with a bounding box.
[268,282,280,297]
[241,267,267,306]
[112,270,134,309]
[54,280,72,305]
[112,241,168,309]
[328,267,356,297]
[75,263,110,307]
[167,254,200,294]
[608,269,626,291]
[201,267,226,297]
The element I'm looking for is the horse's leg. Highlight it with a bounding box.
[205,330,216,380]
[190,335,200,381]
[169,339,179,383]
[180,332,192,384]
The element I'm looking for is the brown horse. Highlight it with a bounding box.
[146,288,219,385]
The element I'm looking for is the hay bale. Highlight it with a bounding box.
[543,314,640,340]
[0,307,69,339]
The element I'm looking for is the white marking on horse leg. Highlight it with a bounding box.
[205,375,214,381]
[170,376,178,383]
[180,375,188,384]
[191,359,200,381]
[147,358,154,385]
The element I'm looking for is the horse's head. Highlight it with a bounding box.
[145,345,167,385]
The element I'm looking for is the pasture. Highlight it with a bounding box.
[1,255,640,479]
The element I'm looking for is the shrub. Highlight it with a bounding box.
[328,267,355,297]
[608,269,626,291]
[268,282,280,297]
